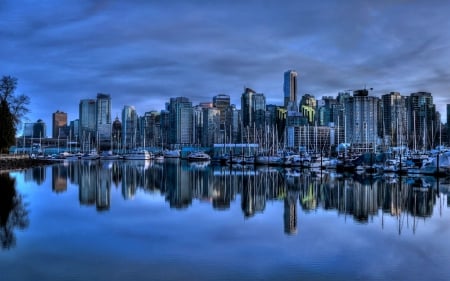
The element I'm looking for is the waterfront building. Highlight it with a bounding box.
[252,93,266,129]
[381,92,408,147]
[213,94,230,126]
[69,119,79,143]
[407,92,436,150]
[79,99,97,147]
[160,110,170,148]
[96,93,112,146]
[193,105,204,145]
[52,110,67,139]
[241,87,255,128]
[140,111,160,147]
[202,107,221,147]
[344,89,380,153]
[447,104,450,146]
[284,70,298,110]
[112,117,122,151]
[122,105,138,150]
[23,119,47,139]
[168,97,193,146]
[213,94,231,143]
[317,96,338,126]
[300,94,316,125]
[224,104,240,143]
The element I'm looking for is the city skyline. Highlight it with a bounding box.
[2,0,450,129]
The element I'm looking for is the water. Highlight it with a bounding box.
[1,159,450,281]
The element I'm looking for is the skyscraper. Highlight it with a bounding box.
[79,99,96,146]
[252,93,266,129]
[344,89,380,152]
[202,107,221,147]
[96,93,112,143]
[447,104,450,146]
[407,92,435,150]
[122,105,137,149]
[241,87,255,128]
[168,97,193,145]
[300,94,316,125]
[381,92,407,147]
[52,110,67,138]
[284,70,298,110]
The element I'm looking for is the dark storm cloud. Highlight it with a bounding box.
[1,0,450,132]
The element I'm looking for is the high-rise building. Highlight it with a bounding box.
[381,92,407,147]
[122,105,137,149]
[168,97,193,146]
[252,93,266,129]
[241,88,266,129]
[300,94,316,125]
[317,96,338,126]
[241,87,255,128]
[96,93,112,144]
[79,99,97,145]
[225,104,240,143]
[112,117,122,150]
[202,107,221,147]
[344,89,380,152]
[447,104,450,146]
[23,119,47,138]
[213,94,230,125]
[407,92,436,150]
[52,110,67,138]
[284,70,298,110]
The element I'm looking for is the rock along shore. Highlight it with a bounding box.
[0,154,54,173]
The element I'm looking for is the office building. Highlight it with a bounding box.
[52,110,67,138]
[381,92,408,147]
[344,89,380,152]
[407,92,436,150]
[168,97,193,146]
[284,70,298,110]
[96,93,112,144]
[79,99,97,146]
[122,105,138,149]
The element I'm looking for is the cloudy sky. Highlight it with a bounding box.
[2,0,450,133]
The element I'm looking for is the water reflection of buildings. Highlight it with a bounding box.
[52,165,68,193]
[44,160,447,234]
[74,161,111,211]
[23,166,46,185]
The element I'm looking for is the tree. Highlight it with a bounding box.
[0,76,30,152]
[0,99,16,153]
[0,76,30,127]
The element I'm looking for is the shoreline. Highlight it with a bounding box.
[0,154,54,173]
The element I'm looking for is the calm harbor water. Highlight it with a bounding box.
[1,159,450,281]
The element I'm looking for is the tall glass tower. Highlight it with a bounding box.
[122,105,137,149]
[168,97,193,145]
[96,93,112,143]
[79,99,97,147]
[284,70,298,110]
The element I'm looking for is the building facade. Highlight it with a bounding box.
[168,97,193,146]
[284,70,298,110]
[344,90,379,152]
[52,110,67,138]
[96,93,112,144]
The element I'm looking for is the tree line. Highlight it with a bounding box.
[0,76,30,153]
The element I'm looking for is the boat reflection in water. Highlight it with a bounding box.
[22,159,449,236]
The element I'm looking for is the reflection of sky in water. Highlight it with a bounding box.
[2,162,450,281]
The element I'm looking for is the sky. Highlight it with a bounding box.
[2,0,450,135]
